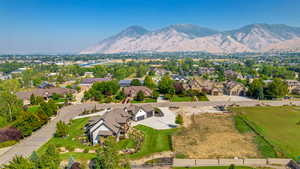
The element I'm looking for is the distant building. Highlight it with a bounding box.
[16,87,75,105]
[38,81,55,89]
[123,86,152,97]
[224,70,244,80]
[286,80,300,93]
[84,72,94,78]
[184,78,223,96]
[223,81,246,96]
[119,79,144,87]
[79,77,112,90]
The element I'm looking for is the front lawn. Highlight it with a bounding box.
[130,98,157,103]
[129,125,177,159]
[231,106,300,159]
[38,118,91,155]
[27,105,40,113]
[171,96,194,102]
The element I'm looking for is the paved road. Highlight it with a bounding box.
[1,100,300,166]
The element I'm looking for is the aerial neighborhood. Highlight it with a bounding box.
[1,54,300,169]
[1,1,300,168]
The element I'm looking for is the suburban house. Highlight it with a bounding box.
[171,74,188,83]
[16,87,75,105]
[198,67,215,76]
[38,81,55,89]
[87,105,156,145]
[153,68,170,76]
[83,72,94,78]
[119,79,144,87]
[126,104,155,121]
[224,70,244,80]
[123,86,152,97]
[223,81,246,96]
[79,77,112,90]
[286,80,300,93]
[184,78,224,96]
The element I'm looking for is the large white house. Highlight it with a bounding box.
[86,105,156,145]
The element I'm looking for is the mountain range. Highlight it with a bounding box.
[80,24,300,54]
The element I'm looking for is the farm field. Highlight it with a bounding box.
[173,114,260,159]
[231,106,300,159]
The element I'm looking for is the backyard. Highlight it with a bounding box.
[38,119,177,163]
[129,125,177,159]
[231,106,300,160]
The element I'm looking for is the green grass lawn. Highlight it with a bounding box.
[173,166,254,169]
[231,106,300,159]
[38,118,91,155]
[171,96,194,102]
[129,125,177,159]
[27,105,40,113]
[130,98,157,103]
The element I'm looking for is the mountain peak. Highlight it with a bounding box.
[80,23,300,54]
[117,25,149,38]
[159,24,219,38]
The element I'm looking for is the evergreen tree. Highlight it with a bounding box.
[66,156,75,169]
[144,76,156,89]
[130,79,142,86]
[135,91,145,101]
[3,156,35,169]
[55,120,69,137]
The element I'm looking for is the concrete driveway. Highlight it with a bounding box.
[131,107,177,130]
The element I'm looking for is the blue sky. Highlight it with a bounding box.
[1,0,300,54]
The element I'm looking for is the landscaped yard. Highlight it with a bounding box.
[171,96,194,102]
[27,105,40,113]
[38,118,92,157]
[231,106,300,159]
[130,98,157,103]
[38,119,177,162]
[129,125,177,159]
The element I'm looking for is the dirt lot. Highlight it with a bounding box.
[173,113,260,159]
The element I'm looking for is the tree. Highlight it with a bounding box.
[55,120,69,137]
[0,91,23,122]
[29,151,39,165]
[144,76,156,89]
[115,91,125,101]
[92,137,130,169]
[38,144,60,169]
[158,75,175,95]
[228,164,235,169]
[130,79,142,86]
[175,114,184,125]
[66,156,75,169]
[3,156,35,169]
[30,94,36,105]
[265,78,288,99]
[248,79,265,99]
[151,91,159,99]
[0,79,20,93]
[135,91,145,101]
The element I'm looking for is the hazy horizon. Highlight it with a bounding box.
[1,0,300,54]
